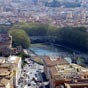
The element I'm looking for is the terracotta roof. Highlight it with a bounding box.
[43,56,69,67]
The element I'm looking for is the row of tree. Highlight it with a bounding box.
[9,22,88,52]
[45,0,81,8]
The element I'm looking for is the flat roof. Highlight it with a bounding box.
[8,56,21,64]
[49,64,88,81]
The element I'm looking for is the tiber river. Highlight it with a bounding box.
[29,43,75,63]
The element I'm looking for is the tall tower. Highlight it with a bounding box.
[66,11,73,22]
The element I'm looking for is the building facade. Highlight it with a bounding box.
[0,33,12,56]
[0,56,22,88]
[43,56,88,88]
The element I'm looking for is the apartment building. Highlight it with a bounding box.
[46,63,88,88]
[7,56,22,87]
[0,33,12,56]
[0,56,22,88]
[0,33,23,56]
[43,56,69,79]
[43,56,88,88]
[0,64,15,88]
[44,58,88,88]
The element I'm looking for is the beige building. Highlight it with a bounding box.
[7,56,22,87]
[46,64,88,88]
[0,79,11,88]
[43,56,88,88]
[0,56,22,88]
[0,64,15,88]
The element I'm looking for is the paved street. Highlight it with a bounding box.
[18,58,48,88]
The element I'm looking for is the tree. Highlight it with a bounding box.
[10,23,48,36]
[9,29,31,49]
[10,22,88,52]
[45,0,61,7]
[56,27,88,51]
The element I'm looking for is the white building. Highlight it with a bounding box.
[8,56,22,87]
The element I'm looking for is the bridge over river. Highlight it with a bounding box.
[29,43,88,64]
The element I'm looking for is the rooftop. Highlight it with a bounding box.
[43,56,69,66]
[49,64,88,81]
[0,67,10,76]
[0,56,21,64]
[8,56,21,64]
[0,33,11,42]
